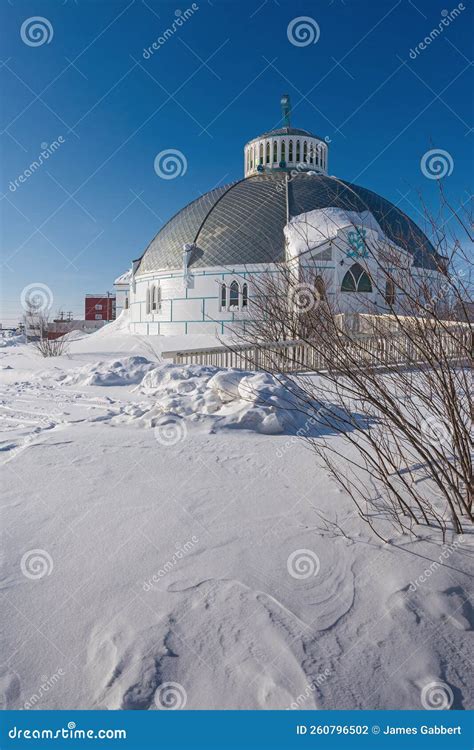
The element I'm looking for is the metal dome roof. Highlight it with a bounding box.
[248,127,316,140]
[136,172,440,275]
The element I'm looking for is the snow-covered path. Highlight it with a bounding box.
[1,331,472,711]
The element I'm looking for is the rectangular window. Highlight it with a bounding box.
[95,314,102,320]
[95,304,102,310]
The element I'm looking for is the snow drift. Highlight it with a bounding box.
[284,207,385,258]
[1,330,472,711]
[137,363,311,434]
[62,356,157,386]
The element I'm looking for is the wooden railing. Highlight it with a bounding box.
[161,329,471,374]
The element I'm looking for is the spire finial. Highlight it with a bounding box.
[280,94,291,129]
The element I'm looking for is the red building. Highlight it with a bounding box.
[85,293,116,322]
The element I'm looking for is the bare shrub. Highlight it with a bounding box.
[230,190,472,539]
[24,304,70,358]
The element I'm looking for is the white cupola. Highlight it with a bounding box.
[244,94,329,178]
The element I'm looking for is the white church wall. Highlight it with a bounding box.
[114,286,128,316]
[128,235,446,337]
[130,266,260,336]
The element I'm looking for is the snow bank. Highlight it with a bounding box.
[62,356,157,386]
[285,207,385,257]
[88,309,132,337]
[0,334,26,348]
[139,363,310,434]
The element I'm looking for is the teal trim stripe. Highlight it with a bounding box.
[137,268,283,281]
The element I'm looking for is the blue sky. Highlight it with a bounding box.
[1,0,472,324]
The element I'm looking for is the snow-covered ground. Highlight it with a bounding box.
[1,316,472,711]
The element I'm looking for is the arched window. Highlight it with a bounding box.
[341,263,372,293]
[273,140,278,163]
[242,282,248,308]
[303,141,308,163]
[296,140,300,162]
[229,280,239,309]
[265,141,270,164]
[220,283,227,310]
[281,141,286,162]
[385,279,395,306]
[146,287,150,314]
[314,276,326,301]
[289,140,293,161]
[259,142,263,165]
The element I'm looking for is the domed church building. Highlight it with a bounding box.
[123,96,446,336]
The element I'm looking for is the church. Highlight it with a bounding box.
[116,96,447,336]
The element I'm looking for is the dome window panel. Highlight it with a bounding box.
[289,140,293,162]
[273,141,278,163]
[341,263,372,293]
[296,140,301,162]
[266,142,270,164]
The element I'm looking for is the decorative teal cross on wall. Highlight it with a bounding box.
[347,228,369,259]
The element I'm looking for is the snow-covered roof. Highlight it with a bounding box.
[114,269,131,285]
[284,208,386,258]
